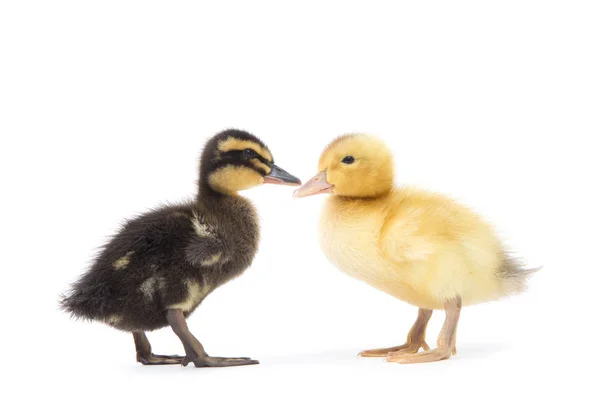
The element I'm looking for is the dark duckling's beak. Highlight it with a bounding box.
[264,164,302,186]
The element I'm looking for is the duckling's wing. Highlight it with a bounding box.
[380,207,437,264]
[185,215,229,267]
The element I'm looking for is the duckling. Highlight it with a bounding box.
[294,134,537,364]
[61,129,301,367]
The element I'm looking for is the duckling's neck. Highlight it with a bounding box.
[195,182,258,236]
[333,189,394,203]
[197,180,231,201]
[196,179,251,214]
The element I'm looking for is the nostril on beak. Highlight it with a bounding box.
[293,171,332,199]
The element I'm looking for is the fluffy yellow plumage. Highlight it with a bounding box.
[295,134,536,363]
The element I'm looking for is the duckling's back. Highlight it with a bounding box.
[61,204,197,329]
[319,187,534,309]
[61,196,260,331]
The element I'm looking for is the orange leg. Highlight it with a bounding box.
[360,308,433,357]
[387,296,461,364]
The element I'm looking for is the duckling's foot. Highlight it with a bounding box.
[167,309,259,368]
[183,355,259,368]
[387,347,452,364]
[361,341,429,357]
[137,353,185,365]
[388,297,461,364]
[360,308,433,358]
[133,331,185,365]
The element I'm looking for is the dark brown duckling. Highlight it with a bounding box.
[61,129,301,367]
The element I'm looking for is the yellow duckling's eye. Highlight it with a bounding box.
[243,148,256,158]
[341,155,355,164]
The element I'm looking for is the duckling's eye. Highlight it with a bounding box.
[243,149,255,157]
[341,156,355,164]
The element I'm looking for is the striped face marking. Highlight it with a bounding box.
[251,158,271,174]
[208,136,275,194]
[218,137,273,162]
[208,165,265,194]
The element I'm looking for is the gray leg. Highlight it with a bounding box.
[166,309,259,368]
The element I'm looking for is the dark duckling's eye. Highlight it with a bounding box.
[341,155,355,164]
[243,148,255,157]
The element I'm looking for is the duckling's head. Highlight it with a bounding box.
[199,129,301,195]
[294,134,394,198]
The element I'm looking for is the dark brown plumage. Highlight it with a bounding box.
[61,129,300,367]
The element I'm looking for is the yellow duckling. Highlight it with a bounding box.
[294,134,537,364]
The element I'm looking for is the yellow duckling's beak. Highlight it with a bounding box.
[293,171,333,198]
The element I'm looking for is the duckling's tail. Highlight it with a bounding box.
[59,283,113,321]
[60,291,87,319]
[498,255,541,297]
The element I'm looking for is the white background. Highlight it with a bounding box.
[1,1,599,399]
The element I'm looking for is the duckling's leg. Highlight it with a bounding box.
[360,308,433,357]
[387,296,462,364]
[166,309,259,368]
[133,332,185,365]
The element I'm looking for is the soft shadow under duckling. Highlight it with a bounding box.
[62,129,300,368]
[294,134,537,364]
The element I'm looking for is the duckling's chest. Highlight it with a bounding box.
[219,200,260,266]
[318,200,390,284]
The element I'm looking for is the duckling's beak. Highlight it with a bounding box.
[264,164,302,186]
[293,171,333,198]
